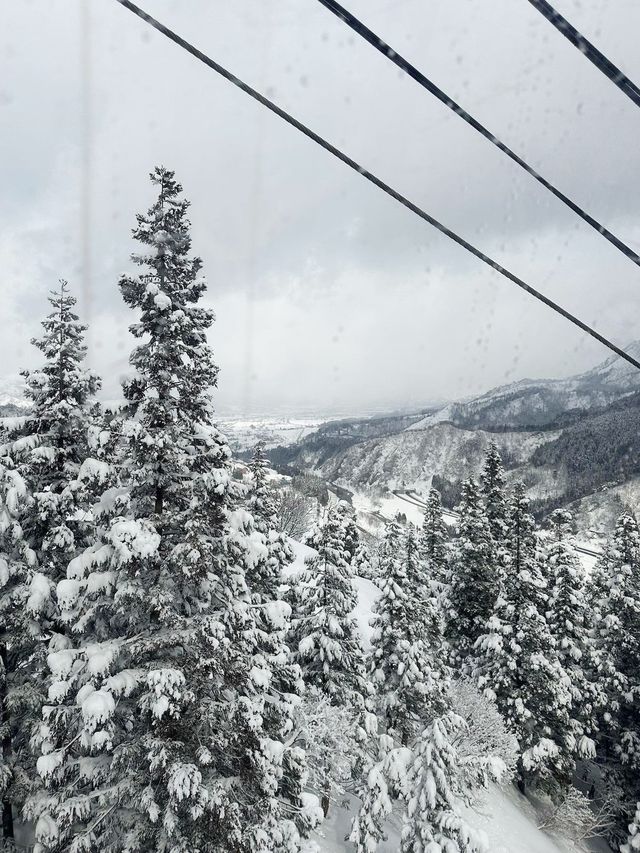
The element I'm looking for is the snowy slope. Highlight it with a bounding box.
[285,422,560,495]
[286,536,610,853]
[306,785,608,853]
[463,785,609,853]
[408,340,640,432]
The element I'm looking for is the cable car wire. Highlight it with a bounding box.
[527,0,640,110]
[314,0,640,271]
[112,0,640,372]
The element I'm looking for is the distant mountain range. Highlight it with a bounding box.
[0,378,29,416]
[267,343,640,541]
[408,340,640,431]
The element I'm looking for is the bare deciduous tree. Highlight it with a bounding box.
[273,486,315,540]
[537,786,616,843]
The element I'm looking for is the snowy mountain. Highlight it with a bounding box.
[274,421,561,494]
[268,344,640,538]
[0,376,29,415]
[409,341,640,431]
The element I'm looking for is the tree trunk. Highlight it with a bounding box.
[321,783,331,818]
[2,800,13,843]
[155,484,164,516]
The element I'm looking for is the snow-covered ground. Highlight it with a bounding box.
[305,784,609,853]
[287,536,611,853]
[218,416,333,451]
[463,785,610,853]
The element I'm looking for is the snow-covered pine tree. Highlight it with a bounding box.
[0,281,100,842]
[591,512,640,610]
[349,521,408,853]
[622,803,640,853]
[28,168,316,853]
[355,526,499,853]
[418,487,448,587]
[447,478,498,665]
[370,522,448,746]
[335,501,374,580]
[544,509,597,756]
[335,500,359,564]
[352,541,374,581]
[480,441,508,544]
[0,451,34,844]
[293,505,367,709]
[590,511,640,840]
[472,483,574,792]
[400,713,487,853]
[244,442,303,768]
[2,281,101,622]
[479,443,509,627]
[246,440,293,602]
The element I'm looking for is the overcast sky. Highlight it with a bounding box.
[2,0,640,416]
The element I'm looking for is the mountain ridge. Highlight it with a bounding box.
[407,340,640,431]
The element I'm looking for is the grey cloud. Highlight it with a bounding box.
[1,0,640,414]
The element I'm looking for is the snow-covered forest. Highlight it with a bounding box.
[1,168,640,853]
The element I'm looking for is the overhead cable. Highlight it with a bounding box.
[113,0,640,372]
[314,0,640,270]
[527,0,640,109]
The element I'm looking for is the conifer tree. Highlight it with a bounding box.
[480,442,508,544]
[349,758,393,853]
[419,487,448,586]
[0,461,36,843]
[333,500,374,580]
[0,282,99,842]
[544,509,597,753]
[352,541,374,581]
[507,483,538,589]
[290,506,369,817]
[2,281,101,620]
[335,500,359,564]
[371,522,448,746]
[472,484,573,791]
[348,521,419,853]
[355,524,496,853]
[447,479,498,663]
[245,443,302,765]
[400,714,487,853]
[622,803,640,853]
[590,512,640,838]
[591,512,639,605]
[28,169,316,853]
[293,505,367,709]
[545,510,584,651]
[246,440,293,601]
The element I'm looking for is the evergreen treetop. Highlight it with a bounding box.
[28,170,315,853]
[480,442,508,544]
[419,487,448,585]
[0,281,100,844]
[293,506,366,707]
[447,479,498,660]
